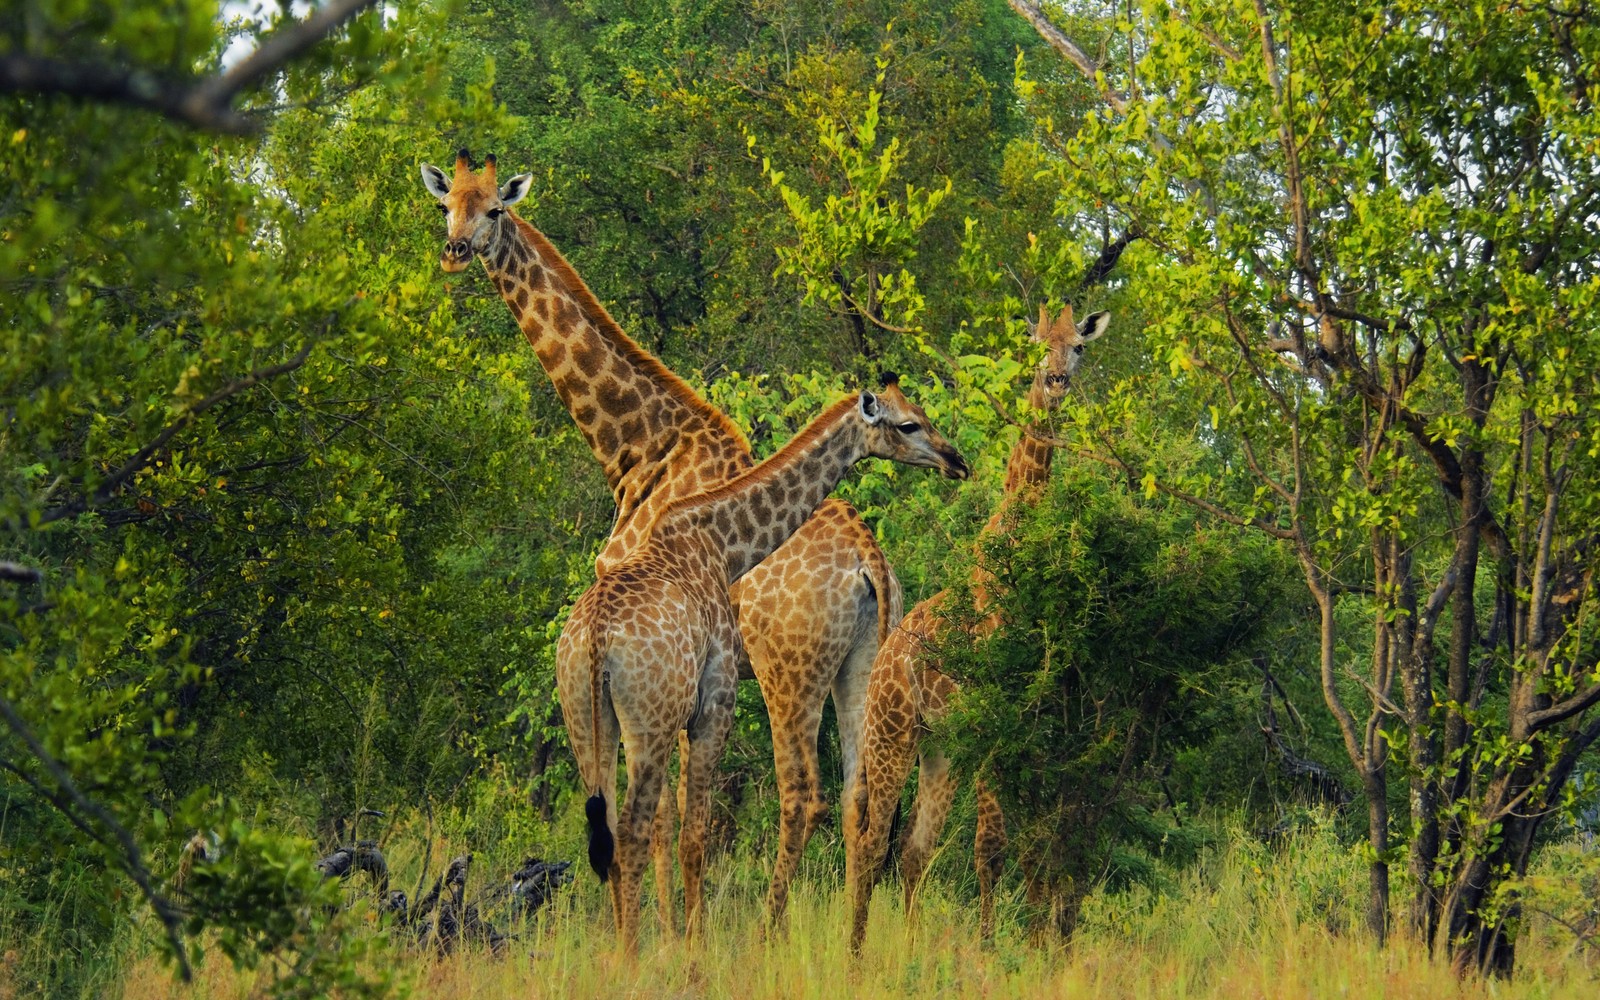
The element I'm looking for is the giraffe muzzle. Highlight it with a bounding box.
[440,240,473,272]
[945,451,971,480]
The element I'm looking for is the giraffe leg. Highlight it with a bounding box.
[652,761,679,939]
[974,776,1007,943]
[830,621,880,816]
[675,643,736,942]
[899,747,955,924]
[845,672,916,955]
[761,695,825,929]
[613,730,673,956]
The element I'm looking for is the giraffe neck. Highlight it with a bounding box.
[1000,430,1056,494]
[1000,380,1061,495]
[480,215,751,496]
[978,379,1063,607]
[658,397,868,584]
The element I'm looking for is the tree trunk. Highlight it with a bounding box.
[1364,763,1390,944]
[1307,576,1390,939]
[1395,544,1442,945]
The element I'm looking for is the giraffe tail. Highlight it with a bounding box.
[583,629,615,883]
[857,530,902,653]
[883,798,904,876]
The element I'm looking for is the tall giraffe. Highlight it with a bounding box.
[420,150,905,923]
[843,304,1110,952]
[558,379,968,952]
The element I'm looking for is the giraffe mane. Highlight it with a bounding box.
[510,214,751,453]
[657,395,860,519]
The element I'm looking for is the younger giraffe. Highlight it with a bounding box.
[844,305,1109,953]
[558,378,968,953]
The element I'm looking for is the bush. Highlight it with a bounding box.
[934,464,1293,933]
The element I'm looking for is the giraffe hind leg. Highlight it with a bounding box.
[612,729,673,955]
[652,754,681,938]
[680,645,736,941]
[975,776,1007,942]
[899,747,955,923]
[845,677,917,954]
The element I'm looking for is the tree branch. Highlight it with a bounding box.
[0,562,42,584]
[0,695,191,979]
[0,0,378,134]
[39,341,315,526]
[1526,673,1600,732]
[1006,0,1128,115]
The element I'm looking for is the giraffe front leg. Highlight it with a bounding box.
[899,747,955,924]
[974,776,1007,943]
[680,661,735,942]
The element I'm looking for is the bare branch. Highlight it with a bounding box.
[1527,674,1600,732]
[0,0,378,134]
[1078,227,1140,291]
[1006,1,1120,109]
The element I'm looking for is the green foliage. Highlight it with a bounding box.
[21,0,1597,987]
[1018,0,1600,963]
[756,76,952,344]
[0,1,581,991]
[933,466,1292,917]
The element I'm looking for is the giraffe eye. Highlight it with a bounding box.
[436,203,448,214]
[1073,345,1085,354]
[487,207,504,219]
[897,422,921,434]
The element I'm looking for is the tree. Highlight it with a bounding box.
[0,1,556,990]
[1008,0,1600,975]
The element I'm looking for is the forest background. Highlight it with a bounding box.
[3,1,1600,996]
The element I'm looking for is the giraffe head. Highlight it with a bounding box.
[1026,303,1111,409]
[858,374,970,479]
[420,149,534,273]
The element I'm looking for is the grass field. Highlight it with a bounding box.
[94,814,1599,1000]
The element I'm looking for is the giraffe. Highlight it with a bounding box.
[557,379,969,952]
[843,304,1110,953]
[420,150,909,927]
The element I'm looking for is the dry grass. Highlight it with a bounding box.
[114,821,1600,1000]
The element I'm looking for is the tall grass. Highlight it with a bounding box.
[96,811,1597,999]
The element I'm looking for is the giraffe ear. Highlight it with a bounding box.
[1027,302,1050,343]
[1078,311,1111,342]
[859,390,883,425]
[420,163,451,201]
[499,173,533,206]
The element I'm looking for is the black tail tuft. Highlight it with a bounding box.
[586,794,614,883]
